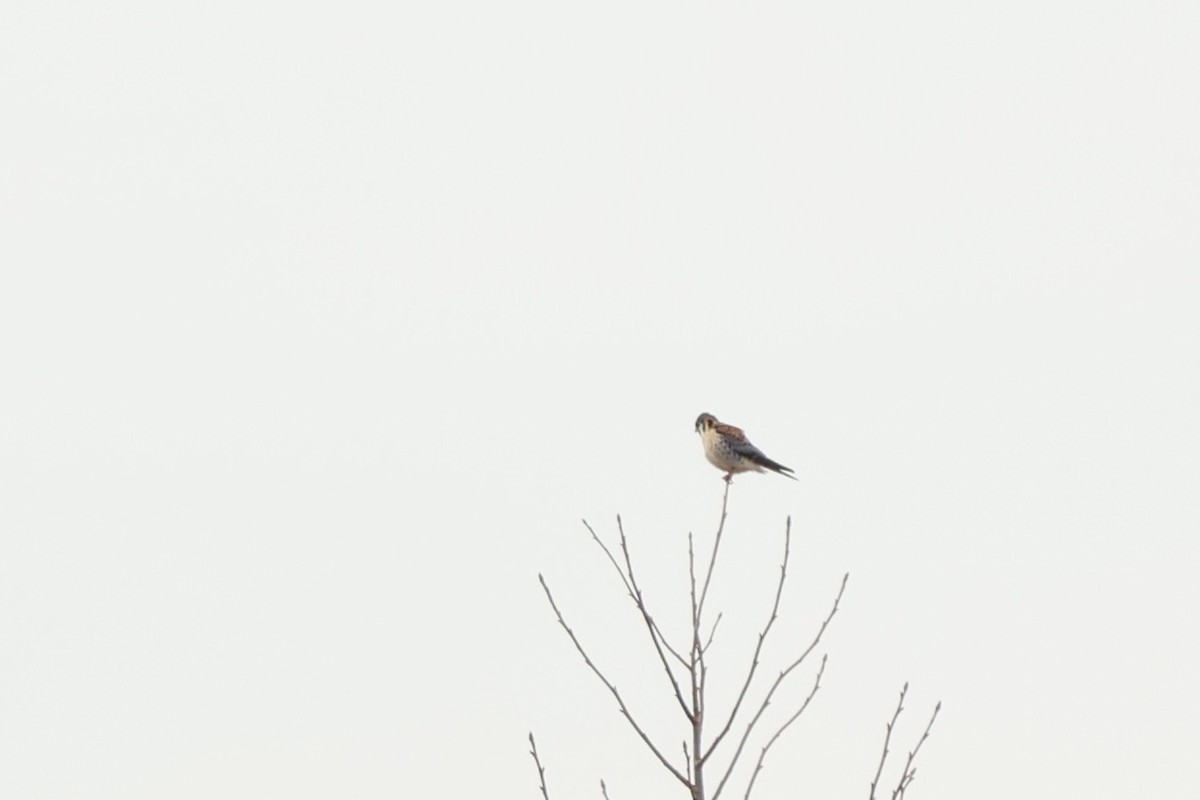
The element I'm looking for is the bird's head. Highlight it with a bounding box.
[694,413,718,434]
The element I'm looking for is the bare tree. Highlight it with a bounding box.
[532,483,939,799]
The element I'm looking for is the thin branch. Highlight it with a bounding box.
[700,612,723,656]
[616,516,693,719]
[538,573,691,788]
[528,732,551,800]
[584,518,692,713]
[581,518,681,663]
[687,531,706,695]
[600,780,611,800]
[696,480,732,622]
[743,653,828,799]
[703,518,795,764]
[687,531,699,629]
[868,683,908,800]
[652,617,690,667]
[712,572,849,800]
[891,700,941,800]
[587,519,687,664]
[583,519,636,599]
[687,530,706,800]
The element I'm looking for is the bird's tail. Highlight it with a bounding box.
[756,455,798,480]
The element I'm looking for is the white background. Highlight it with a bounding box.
[2,2,1197,798]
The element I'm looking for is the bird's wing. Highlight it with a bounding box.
[729,438,797,479]
[714,421,747,441]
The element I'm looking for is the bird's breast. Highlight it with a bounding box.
[700,429,736,468]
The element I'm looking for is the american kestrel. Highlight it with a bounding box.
[694,412,797,483]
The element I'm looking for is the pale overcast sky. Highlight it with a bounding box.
[2,2,1197,798]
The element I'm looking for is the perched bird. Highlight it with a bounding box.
[694,412,797,483]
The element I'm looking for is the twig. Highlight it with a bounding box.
[697,480,732,622]
[538,573,691,788]
[743,653,828,799]
[688,531,699,630]
[585,519,685,664]
[868,684,908,800]
[711,572,849,800]
[584,519,692,713]
[701,612,723,656]
[688,530,704,693]
[617,517,693,719]
[652,617,690,667]
[703,519,795,764]
[687,530,706,800]
[582,519,637,599]
[600,779,611,800]
[891,700,941,800]
[528,732,551,800]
